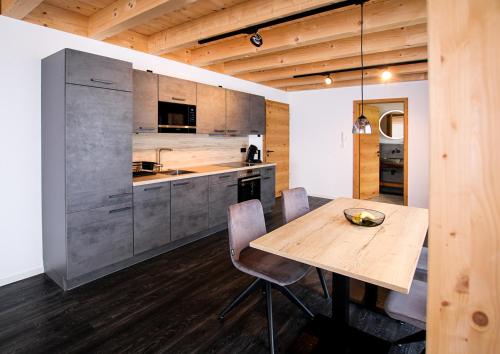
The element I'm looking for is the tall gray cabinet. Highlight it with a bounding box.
[42,49,134,290]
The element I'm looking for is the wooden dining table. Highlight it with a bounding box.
[250,197,429,353]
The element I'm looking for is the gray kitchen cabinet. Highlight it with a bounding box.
[42,49,134,290]
[249,94,266,135]
[196,83,226,134]
[209,174,238,228]
[171,177,209,241]
[226,89,250,135]
[67,202,133,279]
[133,70,158,133]
[133,182,171,255]
[65,49,132,92]
[261,166,276,211]
[159,75,197,105]
[66,84,133,212]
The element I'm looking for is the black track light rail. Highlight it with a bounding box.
[293,59,428,79]
[198,0,369,45]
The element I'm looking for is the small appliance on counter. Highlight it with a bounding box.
[246,144,262,163]
[133,161,162,177]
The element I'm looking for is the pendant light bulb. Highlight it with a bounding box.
[381,70,392,81]
[324,75,333,85]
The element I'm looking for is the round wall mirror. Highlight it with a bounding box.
[379,110,404,140]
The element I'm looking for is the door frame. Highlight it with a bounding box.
[353,97,408,205]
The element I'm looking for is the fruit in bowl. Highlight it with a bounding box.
[344,208,385,227]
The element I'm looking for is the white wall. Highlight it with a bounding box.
[289,80,429,208]
[0,15,287,287]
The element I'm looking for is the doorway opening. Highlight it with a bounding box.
[353,98,408,205]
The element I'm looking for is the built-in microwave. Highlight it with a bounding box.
[158,101,196,133]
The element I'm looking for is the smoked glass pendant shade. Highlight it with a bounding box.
[352,114,372,134]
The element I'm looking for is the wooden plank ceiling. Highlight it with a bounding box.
[1,0,428,91]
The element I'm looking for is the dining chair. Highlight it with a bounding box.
[219,199,314,354]
[385,279,427,353]
[281,187,330,299]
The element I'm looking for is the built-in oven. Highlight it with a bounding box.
[158,101,196,133]
[238,169,261,203]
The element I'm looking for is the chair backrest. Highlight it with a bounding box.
[281,187,310,224]
[227,199,267,261]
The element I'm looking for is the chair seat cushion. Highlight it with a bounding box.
[385,279,427,330]
[235,247,310,286]
[417,247,428,271]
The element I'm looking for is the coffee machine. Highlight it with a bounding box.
[245,144,262,163]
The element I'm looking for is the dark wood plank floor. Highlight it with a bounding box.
[0,197,424,353]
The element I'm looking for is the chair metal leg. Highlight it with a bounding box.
[265,281,275,354]
[274,284,314,319]
[219,278,262,320]
[395,330,426,345]
[316,267,330,299]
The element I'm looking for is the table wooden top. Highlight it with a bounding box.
[250,198,429,294]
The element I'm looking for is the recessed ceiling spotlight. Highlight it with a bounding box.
[381,70,392,81]
[324,75,333,85]
[250,32,263,47]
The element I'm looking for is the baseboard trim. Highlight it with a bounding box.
[0,266,44,287]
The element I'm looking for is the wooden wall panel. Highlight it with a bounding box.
[264,100,290,197]
[427,0,500,353]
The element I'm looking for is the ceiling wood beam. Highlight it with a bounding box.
[104,30,149,52]
[216,24,427,75]
[1,0,43,19]
[188,0,427,67]
[148,0,345,55]
[284,72,428,91]
[88,0,198,40]
[236,46,427,82]
[24,2,89,36]
[264,62,428,88]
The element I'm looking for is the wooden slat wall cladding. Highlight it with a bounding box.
[4,0,429,91]
[427,0,500,353]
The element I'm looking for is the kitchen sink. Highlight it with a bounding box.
[158,169,195,176]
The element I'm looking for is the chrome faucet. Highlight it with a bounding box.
[156,148,173,170]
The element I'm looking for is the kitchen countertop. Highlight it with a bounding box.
[133,162,276,186]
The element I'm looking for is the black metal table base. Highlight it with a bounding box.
[288,273,392,354]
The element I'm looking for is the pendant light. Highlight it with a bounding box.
[352,1,371,134]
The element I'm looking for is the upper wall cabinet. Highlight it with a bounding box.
[66,49,132,92]
[249,94,266,135]
[226,90,250,135]
[158,75,196,105]
[196,83,226,134]
[133,70,158,133]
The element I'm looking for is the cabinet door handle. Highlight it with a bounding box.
[144,186,163,191]
[213,129,225,133]
[173,182,189,186]
[138,127,156,132]
[108,193,131,199]
[219,175,231,179]
[171,97,186,102]
[91,78,114,85]
[109,206,132,214]
[265,168,273,171]
[263,177,271,180]
[227,184,238,187]
[226,130,238,133]
[250,130,259,133]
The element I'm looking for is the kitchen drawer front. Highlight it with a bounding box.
[381,167,404,183]
[209,172,237,185]
[133,182,171,203]
[171,206,208,241]
[261,174,276,209]
[66,202,133,279]
[65,84,132,212]
[171,177,208,209]
[260,166,275,177]
[133,194,171,255]
[158,75,196,105]
[209,181,238,228]
[65,49,132,92]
